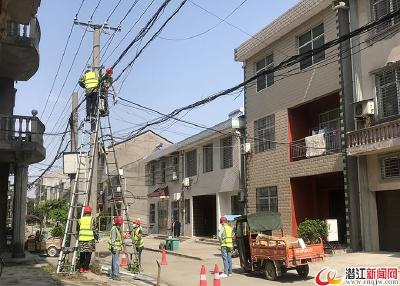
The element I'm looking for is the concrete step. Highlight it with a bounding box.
[195,237,219,246]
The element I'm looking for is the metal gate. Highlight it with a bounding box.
[158,200,168,235]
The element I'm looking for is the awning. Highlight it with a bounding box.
[148,186,169,198]
[247,211,282,232]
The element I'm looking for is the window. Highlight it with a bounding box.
[203,144,213,173]
[171,201,179,221]
[256,187,278,212]
[161,161,166,183]
[298,23,325,70]
[254,115,275,153]
[256,54,274,92]
[371,0,400,33]
[221,136,233,169]
[381,154,400,179]
[149,163,156,185]
[185,199,190,224]
[231,195,243,214]
[319,108,340,131]
[149,203,155,224]
[185,150,197,177]
[376,67,400,119]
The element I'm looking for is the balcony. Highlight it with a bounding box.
[6,0,41,25]
[291,130,341,160]
[288,93,341,161]
[347,118,400,156]
[0,17,40,80]
[0,114,45,164]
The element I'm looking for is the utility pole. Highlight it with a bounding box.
[335,1,361,251]
[68,91,79,262]
[73,20,120,216]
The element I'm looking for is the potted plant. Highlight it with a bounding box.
[297,219,328,244]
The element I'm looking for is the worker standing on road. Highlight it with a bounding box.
[218,216,233,278]
[78,69,99,121]
[133,218,144,270]
[108,216,123,281]
[78,205,96,273]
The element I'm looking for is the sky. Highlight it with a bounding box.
[21,0,299,187]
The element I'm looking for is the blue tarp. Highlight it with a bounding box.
[224,215,241,222]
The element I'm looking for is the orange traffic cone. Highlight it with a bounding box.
[161,247,167,266]
[121,251,128,267]
[200,265,207,286]
[213,264,221,286]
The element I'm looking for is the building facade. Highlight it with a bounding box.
[145,114,245,237]
[99,130,172,233]
[0,0,45,257]
[346,0,400,251]
[235,0,350,244]
[34,173,70,204]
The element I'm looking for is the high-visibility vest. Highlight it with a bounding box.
[134,226,144,248]
[78,216,94,242]
[108,225,122,251]
[220,224,233,248]
[84,71,99,90]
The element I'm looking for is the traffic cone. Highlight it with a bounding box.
[121,251,128,267]
[161,247,167,266]
[213,264,221,286]
[200,265,207,286]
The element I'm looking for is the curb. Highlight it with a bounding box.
[144,247,203,261]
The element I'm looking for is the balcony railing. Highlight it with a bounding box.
[347,118,400,148]
[5,17,40,48]
[291,130,341,160]
[0,115,44,146]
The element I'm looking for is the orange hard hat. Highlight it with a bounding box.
[113,216,123,225]
[220,216,227,223]
[83,205,92,214]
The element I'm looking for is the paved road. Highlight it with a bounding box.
[136,250,400,286]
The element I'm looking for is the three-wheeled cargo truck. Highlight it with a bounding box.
[235,212,324,280]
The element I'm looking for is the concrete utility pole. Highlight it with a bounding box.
[68,91,79,261]
[73,20,120,216]
[336,1,361,251]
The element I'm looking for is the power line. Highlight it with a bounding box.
[159,0,248,41]
[117,8,400,136]
[102,0,156,65]
[43,0,104,125]
[29,98,86,187]
[41,0,87,116]
[114,0,189,81]
[111,0,173,69]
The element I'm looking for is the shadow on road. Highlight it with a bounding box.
[231,268,314,283]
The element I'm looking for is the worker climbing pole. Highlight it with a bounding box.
[56,19,140,274]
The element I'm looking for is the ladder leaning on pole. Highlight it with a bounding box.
[56,96,102,274]
[99,104,141,272]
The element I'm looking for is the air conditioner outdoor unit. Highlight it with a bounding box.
[182,177,190,187]
[354,100,374,118]
[172,171,178,181]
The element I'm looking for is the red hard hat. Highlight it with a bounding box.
[114,216,122,225]
[135,218,141,225]
[106,67,113,75]
[83,205,92,214]
[220,216,227,223]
